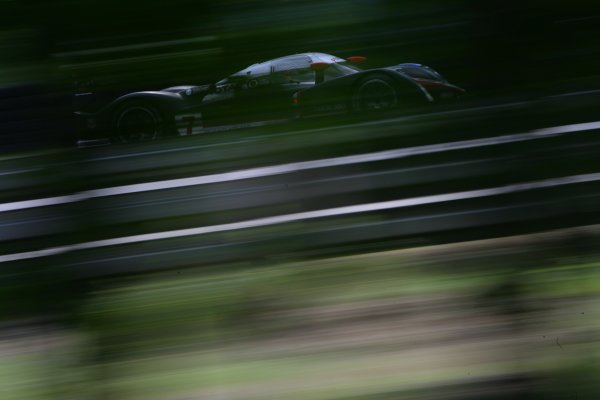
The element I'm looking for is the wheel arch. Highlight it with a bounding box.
[110,91,184,116]
[109,91,184,141]
[350,69,433,105]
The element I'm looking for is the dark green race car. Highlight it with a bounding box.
[75,52,463,144]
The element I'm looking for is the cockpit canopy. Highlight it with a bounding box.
[219,53,360,86]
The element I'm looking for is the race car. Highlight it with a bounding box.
[75,52,464,143]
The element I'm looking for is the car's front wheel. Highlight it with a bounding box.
[352,75,398,112]
[114,103,166,143]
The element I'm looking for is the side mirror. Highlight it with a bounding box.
[346,56,367,64]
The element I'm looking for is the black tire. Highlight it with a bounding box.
[352,74,399,113]
[113,102,168,143]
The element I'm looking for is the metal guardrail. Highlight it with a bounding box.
[1,100,600,277]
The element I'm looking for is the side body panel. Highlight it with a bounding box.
[295,68,432,117]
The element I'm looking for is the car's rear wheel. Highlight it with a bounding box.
[352,75,398,112]
[114,103,165,143]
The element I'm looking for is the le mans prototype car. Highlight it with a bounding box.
[75,52,464,143]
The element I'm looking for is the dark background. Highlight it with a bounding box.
[1,0,598,99]
[1,0,598,150]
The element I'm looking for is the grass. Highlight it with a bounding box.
[3,230,600,400]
